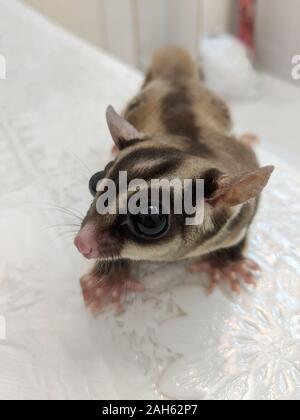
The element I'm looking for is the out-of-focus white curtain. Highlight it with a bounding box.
[23,0,235,69]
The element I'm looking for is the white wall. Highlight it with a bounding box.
[23,0,203,69]
[167,0,201,55]
[202,0,233,35]
[23,0,106,47]
[101,0,139,67]
[136,0,201,69]
[256,0,300,84]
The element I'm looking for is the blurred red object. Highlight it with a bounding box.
[239,0,256,52]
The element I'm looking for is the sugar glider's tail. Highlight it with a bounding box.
[143,46,199,86]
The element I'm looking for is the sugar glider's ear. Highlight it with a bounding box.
[106,105,144,150]
[207,165,274,208]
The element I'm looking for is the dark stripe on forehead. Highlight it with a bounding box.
[114,147,183,180]
[161,83,214,158]
[135,158,182,181]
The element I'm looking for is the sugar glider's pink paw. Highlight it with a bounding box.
[80,274,144,315]
[189,258,261,294]
[239,133,260,148]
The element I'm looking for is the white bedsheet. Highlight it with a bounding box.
[0,0,300,400]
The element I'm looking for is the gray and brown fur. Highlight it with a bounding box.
[80,46,273,267]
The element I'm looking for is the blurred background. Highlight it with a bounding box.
[18,0,300,169]
[23,0,300,84]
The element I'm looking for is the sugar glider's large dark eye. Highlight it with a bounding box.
[89,171,105,197]
[131,205,169,239]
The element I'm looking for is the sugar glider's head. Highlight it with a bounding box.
[74,106,274,263]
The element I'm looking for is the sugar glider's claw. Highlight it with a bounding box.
[80,274,144,315]
[188,258,261,294]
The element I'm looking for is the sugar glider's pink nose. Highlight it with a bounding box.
[74,223,99,259]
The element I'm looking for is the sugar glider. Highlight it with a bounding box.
[74,47,274,313]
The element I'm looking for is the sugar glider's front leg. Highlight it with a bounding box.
[189,239,261,293]
[80,260,144,314]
